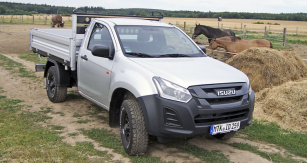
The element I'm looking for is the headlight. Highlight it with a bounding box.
[247,79,252,94]
[153,77,192,103]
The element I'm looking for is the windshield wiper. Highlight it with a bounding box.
[157,54,190,58]
[126,52,154,58]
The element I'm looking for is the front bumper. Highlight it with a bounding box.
[137,83,255,138]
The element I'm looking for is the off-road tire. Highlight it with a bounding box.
[120,99,148,155]
[213,131,236,140]
[46,66,67,103]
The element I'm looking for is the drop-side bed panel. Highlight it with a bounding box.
[30,28,84,69]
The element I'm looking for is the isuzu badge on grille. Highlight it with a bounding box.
[215,88,236,96]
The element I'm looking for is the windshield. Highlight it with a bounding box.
[115,25,205,58]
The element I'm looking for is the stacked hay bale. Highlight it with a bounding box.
[256,79,307,131]
[227,48,307,92]
[227,47,307,131]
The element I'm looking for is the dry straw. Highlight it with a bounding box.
[256,79,307,131]
[226,48,307,92]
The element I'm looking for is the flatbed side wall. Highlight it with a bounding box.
[30,29,83,70]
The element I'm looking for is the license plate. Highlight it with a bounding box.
[210,121,240,135]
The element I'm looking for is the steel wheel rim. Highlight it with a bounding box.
[47,74,56,97]
[122,112,131,144]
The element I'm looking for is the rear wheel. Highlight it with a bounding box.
[212,131,236,140]
[120,99,148,155]
[46,66,67,103]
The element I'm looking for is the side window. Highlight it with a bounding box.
[87,23,114,51]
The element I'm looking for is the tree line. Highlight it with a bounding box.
[1,2,307,21]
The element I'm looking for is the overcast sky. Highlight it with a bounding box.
[3,0,307,13]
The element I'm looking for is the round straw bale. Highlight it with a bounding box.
[226,48,307,92]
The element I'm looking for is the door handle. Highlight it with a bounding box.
[81,55,88,61]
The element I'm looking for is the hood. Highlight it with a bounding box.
[129,57,249,88]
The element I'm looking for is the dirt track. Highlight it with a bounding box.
[1,24,307,162]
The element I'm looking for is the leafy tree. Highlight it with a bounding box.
[140,10,146,16]
[0,5,5,14]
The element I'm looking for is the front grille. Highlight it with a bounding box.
[202,86,242,94]
[194,109,249,124]
[164,107,182,127]
[206,96,242,105]
[188,83,248,106]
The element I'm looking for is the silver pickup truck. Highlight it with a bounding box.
[30,13,255,155]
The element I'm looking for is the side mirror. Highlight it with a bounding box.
[91,44,114,59]
[199,45,206,54]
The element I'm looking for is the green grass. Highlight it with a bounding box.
[233,30,307,48]
[0,54,38,79]
[50,125,65,130]
[76,119,90,124]
[73,113,83,118]
[229,143,305,163]
[86,104,109,122]
[19,53,47,64]
[254,21,265,24]
[40,107,52,113]
[82,128,167,163]
[0,88,112,162]
[52,111,65,116]
[97,115,109,122]
[238,119,307,158]
[68,132,79,137]
[86,104,107,116]
[166,140,229,163]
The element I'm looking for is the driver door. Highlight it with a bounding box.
[78,22,115,108]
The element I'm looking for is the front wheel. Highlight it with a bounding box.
[46,66,67,103]
[120,99,148,155]
[212,131,236,140]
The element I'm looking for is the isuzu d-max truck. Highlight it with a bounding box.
[30,13,255,155]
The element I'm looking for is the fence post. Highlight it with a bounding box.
[33,15,34,24]
[22,15,23,22]
[184,22,186,31]
[283,28,287,47]
[241,23,242,30]
[296,27,298,35]
[243,25,246,39]
[190,27,194,38]
[45,16,47,25]
[2,15,4,23]
[221,24,223,30]
[264,26,267,40]
[218,22,219,29]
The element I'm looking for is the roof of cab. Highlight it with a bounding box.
[95,18,173,27]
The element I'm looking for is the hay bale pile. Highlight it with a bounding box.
[256,79,307,131]
[227,48,307,92]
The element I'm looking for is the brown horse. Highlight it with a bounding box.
[51,15,64,28]
[207,36,272,54]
